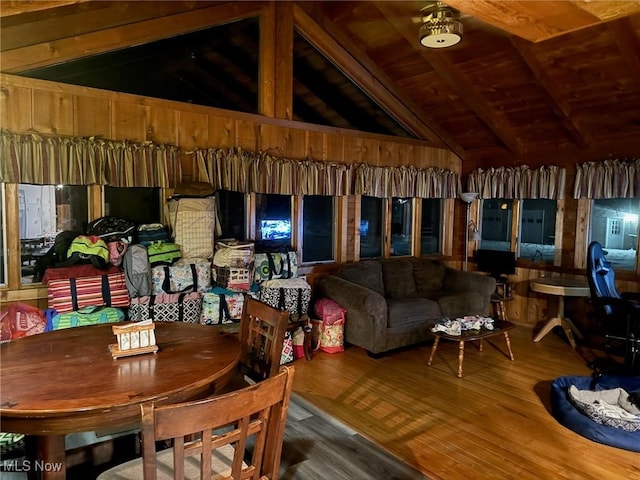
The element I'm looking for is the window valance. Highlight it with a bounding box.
[574,158,640,199]
[467,165,565,199]
[0,129,181,188]
[193,147,459,198]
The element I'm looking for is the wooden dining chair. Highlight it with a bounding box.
[235,296,290,386]
[97,365,295,480]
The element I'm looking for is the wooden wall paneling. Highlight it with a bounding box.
[305,130,327,161]
[379,140,400,167]
[553,199,565,266]
[177,111,209,182]
[292,194,302,254]
[235,118,259,151]
[258,123,283,157]
[283,127,307,160]
[574,198,591,269]
[441,199,454,257]
[259,1,276,118]
[111,101,148,142]
[207,114,236,149]
[1,84,32,132]
[88,185,103,222]
[74,95,111,137]
[146,106,178,145]
[346,195,357,263]
[324,132,344,164]
[274,1,294,120]
[31,89,73,135]
[335,195,348,264]
[412,197,421,256]
[3,183,20,291]
[342,136,366,165]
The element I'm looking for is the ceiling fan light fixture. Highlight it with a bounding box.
[419,2,463,48]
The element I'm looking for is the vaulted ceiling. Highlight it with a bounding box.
[2,1,640,167]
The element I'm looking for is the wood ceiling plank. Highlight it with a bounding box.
[0,2,265,72]
[607,17,640,86]
[510,36,591,149]
[0,0,87,18]
[447,0,640,42]
[293,2,459,154]
[1,1,220,51]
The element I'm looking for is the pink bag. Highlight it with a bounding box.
[312,298,346,354]
[0,303,47,340]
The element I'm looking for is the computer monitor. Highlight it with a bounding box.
[475,249,516,279]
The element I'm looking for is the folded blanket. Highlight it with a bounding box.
[568,386,640,432]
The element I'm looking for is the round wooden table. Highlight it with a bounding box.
[529,277,590,349]
[0,322,240,479]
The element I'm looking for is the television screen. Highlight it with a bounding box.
[260,219,291,240]
[360,220,369,236]
[475,249,516,277]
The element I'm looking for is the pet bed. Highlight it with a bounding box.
[551,375,640,452]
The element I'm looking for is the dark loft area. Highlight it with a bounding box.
[18,18,412,139]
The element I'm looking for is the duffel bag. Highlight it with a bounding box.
[138,223,171,246]
[259,278,311,321]
[200,287,245,325]
[253,251,298,284]
[47,306,125,330]
[151,259,211,294]
[47,272,130,314]
[147,241,182,266]
[128,292,202,323]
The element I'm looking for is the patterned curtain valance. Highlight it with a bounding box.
[193,147,459,198]
[574,158,640,199]
[467,165,566,200]
[0,129,181,187]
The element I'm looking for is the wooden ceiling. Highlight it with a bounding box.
[2,1,640,166]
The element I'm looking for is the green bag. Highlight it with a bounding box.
[48,306,125,330]
[146,241,182,266]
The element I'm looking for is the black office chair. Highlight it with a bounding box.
[586,241,640,374]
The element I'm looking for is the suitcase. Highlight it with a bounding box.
[259,278,312,321]
[47,272,130,314]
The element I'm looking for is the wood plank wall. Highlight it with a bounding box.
[2,73,639,333]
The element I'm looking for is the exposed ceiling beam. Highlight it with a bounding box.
[608,17,640,87]
[0,0,88,18]
[293,3,456,152]
[510,36,591,149]
[0,1,265,72]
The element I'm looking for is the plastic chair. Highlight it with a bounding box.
[586,241,640,374]
[97,365,295,480]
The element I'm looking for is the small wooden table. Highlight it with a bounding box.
[0,322,241,480]
[529,277,590,349]
[427,320,515,378]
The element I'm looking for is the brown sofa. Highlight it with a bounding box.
[316,258,496,356]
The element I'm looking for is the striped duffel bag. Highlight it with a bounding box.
[47,272,130,314]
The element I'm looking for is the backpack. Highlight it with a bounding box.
[58,235,110,268]
[147,241,182,266]
[123,244,152,298]
[86,216,137,242]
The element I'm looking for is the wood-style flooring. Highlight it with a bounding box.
[291,326,640,480]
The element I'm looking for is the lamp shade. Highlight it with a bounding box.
[459,192,479,204]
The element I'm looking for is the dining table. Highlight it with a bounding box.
[0,321,241,480]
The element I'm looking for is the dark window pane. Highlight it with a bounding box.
[518,199,556,262]
[421,199,441,255]
[216,190,246,240]
[302,195,334,263]
[105,186,160,224]
[360,196,383,259]
[480,199,513,252]
[391,197,412,257]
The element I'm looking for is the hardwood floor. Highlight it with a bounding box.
[291,326,640,480]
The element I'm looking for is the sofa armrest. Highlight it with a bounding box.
[443,268,496,300]
[316,275,388,351]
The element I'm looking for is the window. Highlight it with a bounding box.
[19,184,88,284]
[255,193,292,247]
[360,196,384,259]
[480,199,513,252]
[590,198,639,271]
[421,199,442,255]
[391,197,413,257]
[302,195,334,263]
[216,190,246,240]
[0,184,5,285]
[104,186,161,224]
[518,199,557,262]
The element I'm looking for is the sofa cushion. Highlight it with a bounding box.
[387,298,441,328]
[425,291,486,318]
[411,258,446,294]
[335,260,384,296]
[382,259,417,299]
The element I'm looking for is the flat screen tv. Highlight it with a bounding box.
[260,219,291,240]
[475,249,516,278]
